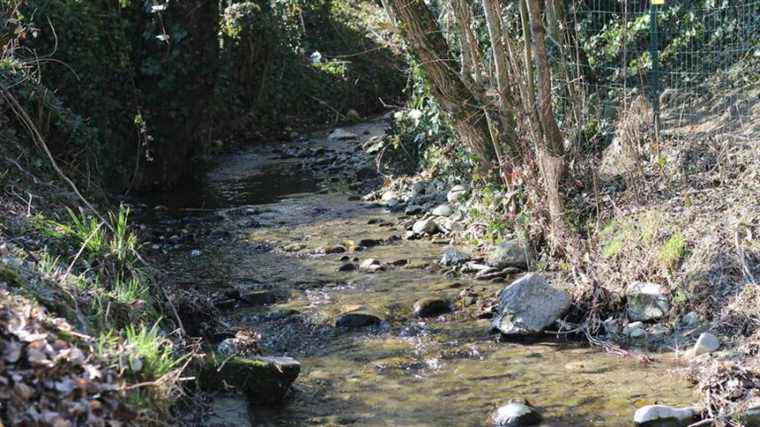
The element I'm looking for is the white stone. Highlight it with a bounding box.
[431,204,453,217]
[633,405,697,426]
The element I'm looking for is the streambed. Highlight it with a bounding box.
[139,119,696,426]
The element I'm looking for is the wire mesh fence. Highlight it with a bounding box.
[572,0,759,135]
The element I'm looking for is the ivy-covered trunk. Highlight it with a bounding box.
[135,0,219,190]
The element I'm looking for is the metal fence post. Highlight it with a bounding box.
[649,1,662,140]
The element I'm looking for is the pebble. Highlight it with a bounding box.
[413,298,451,318]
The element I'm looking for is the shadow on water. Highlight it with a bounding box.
[137,164,319,214]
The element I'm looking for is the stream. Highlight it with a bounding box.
[136,119,695,426]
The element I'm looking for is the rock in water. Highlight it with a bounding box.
[200,356,300,404]
[440,247,470,266]
[335,311,383,328]
[413,298,451,318]
[492,273,571,335]
[432,204,453,217]
[693,332,720,356]
[491,401,542,426]
[486,241,530,270]
[626,282,670,321]
[633,405,698,427]
[412,219,439,235]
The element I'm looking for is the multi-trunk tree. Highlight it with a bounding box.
[383,0,574,246]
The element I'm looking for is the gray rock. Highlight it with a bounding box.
[381,191,399,202]
[338,262,356,272]
[491,401,542,426]
[413,298,451,318]
[626,282,670,321]
[440,247,470,266]
[486,241,530,270]
[603,317,621,335]
[431,204,453,217]
[633,405,698,427]
[335,311,382,328]
[447,185,468,203]
[600,137,639,179]
[693,332,720,356]
[412,219,439,235]
[491,273,572,335]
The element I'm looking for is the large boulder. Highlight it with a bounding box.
[491,274,571,335]
[199,355,300,404]
[633,405,698,427]
[486,241,530,270]
[626,282,670,321]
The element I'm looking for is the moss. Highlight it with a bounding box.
[659,232,686,271]
[198,354,300,404]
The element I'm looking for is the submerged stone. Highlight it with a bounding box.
[491,273,571,335]
[413,298,451,318]
[335,311,383,328]
[199,355,300,404]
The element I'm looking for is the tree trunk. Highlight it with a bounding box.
[384,0,494,173]
[527,0,570,243]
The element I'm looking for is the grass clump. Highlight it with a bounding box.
[125,322,185,381]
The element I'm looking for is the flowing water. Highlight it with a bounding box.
[140,120,696,426]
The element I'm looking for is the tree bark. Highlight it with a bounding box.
[527,0,570,243]
[385,0,494,172]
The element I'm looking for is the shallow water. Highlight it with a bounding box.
[148,120,696,426]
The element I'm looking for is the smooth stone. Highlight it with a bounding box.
[693,332,720,356]
[491,401,542,426]
[413,298,451,318]
[440,247,470,266]
[431,204,453,217]
[412,219,439,235]
[486,241,530,270]
[627,282,670,321]
[491,273,571,335]
[633,405,698,427]
[335,311,383,328]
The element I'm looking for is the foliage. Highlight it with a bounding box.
[124,322,184,381]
